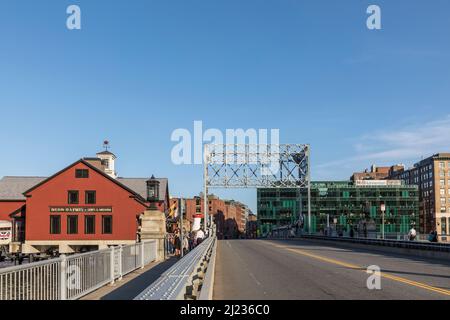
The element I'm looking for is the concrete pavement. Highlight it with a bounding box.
[81,257,178,300]
[213,239,450,300]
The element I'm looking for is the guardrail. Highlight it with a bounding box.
[198,238,217,300]
[134,236,216,300]
[0,240,157,300]
[300,234,450,252]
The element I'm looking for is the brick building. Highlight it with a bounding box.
[351,165,392,181]
[246,213,258,239]
[180,194,248,239]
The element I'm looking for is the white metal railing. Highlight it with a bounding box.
[143,240,157,265]
[0,259,61,300]
[135,236,216,300]
[0,240,157,300]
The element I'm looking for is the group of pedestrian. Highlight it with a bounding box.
[168,228,206,258]
[407,227,439,243]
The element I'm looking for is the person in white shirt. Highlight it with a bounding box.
[195,229,205,245]
[408,227,417,241]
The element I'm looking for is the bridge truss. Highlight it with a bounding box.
[202,144,312,233]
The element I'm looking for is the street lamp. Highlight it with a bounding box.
[146,175,160,210]
[380,202,386,240]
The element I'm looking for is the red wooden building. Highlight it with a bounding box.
[0,149,169,254]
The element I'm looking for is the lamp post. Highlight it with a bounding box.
[326,214,330,236]
[146,175,160,210]
[180,198,185,258]
[380,202,386,240]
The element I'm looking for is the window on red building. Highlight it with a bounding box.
[50,215,61,234]
[85,191,96,204]
[102,216,113,234]
[85,216,95,234]
[75,169,89,178]
[67,215,78,234]
[68,191,79,204]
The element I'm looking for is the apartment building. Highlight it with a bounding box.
[389,153,450,237]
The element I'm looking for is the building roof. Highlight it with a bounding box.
[96,150,117,158]
[117,178,169,202]
[0,177,47,200]
[0,167,169,203]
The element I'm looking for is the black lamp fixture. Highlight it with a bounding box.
[146,175,160,209]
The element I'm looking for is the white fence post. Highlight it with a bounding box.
[60,255,67,300]
[110,246,115,285]
[141,242,145,269]
[118,245,123,281]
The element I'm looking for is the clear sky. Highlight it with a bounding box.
[1,0,450,213]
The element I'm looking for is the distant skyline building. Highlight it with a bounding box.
[351,164,405,182]
[351,165,391,181]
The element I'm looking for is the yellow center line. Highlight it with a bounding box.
[267,243,450,297]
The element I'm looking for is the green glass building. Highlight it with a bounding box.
[257,181,419,237]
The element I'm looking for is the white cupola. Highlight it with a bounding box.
[96,141,117,179]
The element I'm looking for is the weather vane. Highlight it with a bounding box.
[103,140,110,151]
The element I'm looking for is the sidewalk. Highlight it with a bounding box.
[81,257,178,300]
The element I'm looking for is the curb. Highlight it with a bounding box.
[199,239,217,300]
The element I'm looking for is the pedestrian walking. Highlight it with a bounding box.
[183,235,189,255]
[196,229,205,245]
[408,227,417,241]
[174,231,182,257]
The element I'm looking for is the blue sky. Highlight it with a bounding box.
[1,0,450,213]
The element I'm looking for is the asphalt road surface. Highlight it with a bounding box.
[213,239,450,300]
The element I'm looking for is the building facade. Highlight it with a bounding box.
[258,181,419,237]
[0,148,170,254]
[351,165,391,181]
[182,194,248,239]
[388,153,450,237]
[246,213,258,239]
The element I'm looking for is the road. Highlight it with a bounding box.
[213,239,450,300]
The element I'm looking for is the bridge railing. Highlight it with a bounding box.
[0,240,158,300]
[300,234,450,252]
[134,235,216,300]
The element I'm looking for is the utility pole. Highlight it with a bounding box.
[203,144,209,234]
[180,198,184,258]
[381,202,386,240]
[326,214,330,236]
[307,145,312,234]
[298,189,302,236]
